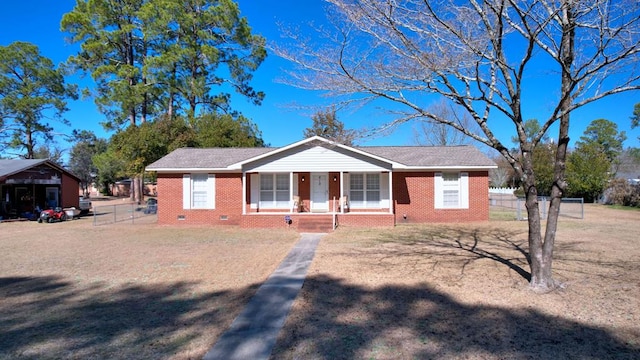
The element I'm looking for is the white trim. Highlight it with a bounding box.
[206,174,216,209]
[460,172,469,209]
[183,174,191,209]
[388,172,393,214]
[242,172,247,215]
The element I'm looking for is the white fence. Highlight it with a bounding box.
[489,187,518,195]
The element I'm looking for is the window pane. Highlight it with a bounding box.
[350,174,363,190]
[351,190,364,202]
[260,175,273,191]
[367,190,380,202]
[443,173,459,183]
[366,174,380,190]
[276,174,289,191]
[260,191,274,202]
[193,191,208,208]
[275,190,289,202]
[443,190,459,207]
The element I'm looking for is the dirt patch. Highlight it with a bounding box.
[271,204,640,359]
[0,219,299,359]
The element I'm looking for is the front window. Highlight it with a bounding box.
[260,173,290,208]
[350,173,380,208]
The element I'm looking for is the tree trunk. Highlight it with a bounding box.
[528,2,575,292]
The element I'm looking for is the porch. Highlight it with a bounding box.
[242,171,394,215]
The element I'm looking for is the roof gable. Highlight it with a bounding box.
[244,143,392,172]
[0,159,48,178]
[0,159,81,181]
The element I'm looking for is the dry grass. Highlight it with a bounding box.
[0,217,299,359]
[271,204,640,359]
[2,204,639,359]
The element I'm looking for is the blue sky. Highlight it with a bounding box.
[1,0,638,153]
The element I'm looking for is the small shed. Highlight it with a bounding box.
[0,159,80,220]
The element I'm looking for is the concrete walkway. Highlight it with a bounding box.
[203,233,324,360]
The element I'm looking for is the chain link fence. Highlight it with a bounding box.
[490,194,584,220]
[92,201,157,226]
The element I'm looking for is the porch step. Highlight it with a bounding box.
[297,216,334,233]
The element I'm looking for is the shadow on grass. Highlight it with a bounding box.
[270,274,640,359]
[346,226,535,282]
[0,276,259,359]
[373,225,636,283]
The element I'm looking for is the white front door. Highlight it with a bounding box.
[310,173,328,212]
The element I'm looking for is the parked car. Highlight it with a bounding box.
[79,196,92,214]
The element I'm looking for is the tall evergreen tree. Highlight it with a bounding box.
[0,42,77,159]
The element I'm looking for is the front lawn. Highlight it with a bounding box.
[271,204,640,359]
[0,220,298,359]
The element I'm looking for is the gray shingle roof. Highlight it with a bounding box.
[147,142,495,171]
[356,145,496,167]
[147,147,274,169]
[0,159,48,178]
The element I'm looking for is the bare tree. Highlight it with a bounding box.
[412,99,477,146]
[489,167,510,188]
[274,0,640,291]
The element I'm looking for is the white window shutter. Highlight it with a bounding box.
[206,174,216,209]
[434,172,444,209]
[250,173,259,209]
[183,174,191,209]
[380,172,389,208]
[460,172,469,209]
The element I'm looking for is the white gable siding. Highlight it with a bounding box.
[244,146,391,172]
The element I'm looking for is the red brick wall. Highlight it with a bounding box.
[336,214,395,227]
[157,170,489,227]
[393,171,489,224]
[157,173,244,225]
[61,173,79,208]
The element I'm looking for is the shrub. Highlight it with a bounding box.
[604,179,640,207]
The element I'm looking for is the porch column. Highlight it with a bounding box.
[388,171,393,214]
[242,171,247,215]
[340,171,344,214]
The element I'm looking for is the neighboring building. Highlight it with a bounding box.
[146,136,496,231]
[0,159,80,220]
